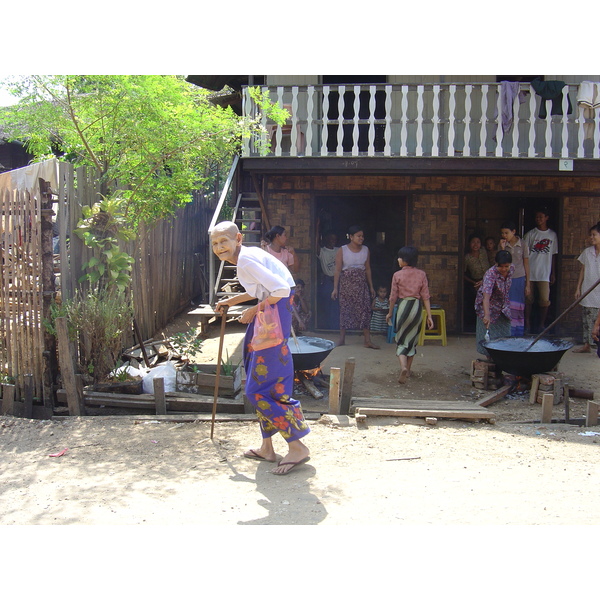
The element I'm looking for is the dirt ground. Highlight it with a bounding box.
[2,310,600,528]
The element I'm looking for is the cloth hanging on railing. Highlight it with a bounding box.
[498,81,528,133]
[576,81,600,140]
[530,78,573,119]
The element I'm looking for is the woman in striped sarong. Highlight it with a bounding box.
[386,247,434,384]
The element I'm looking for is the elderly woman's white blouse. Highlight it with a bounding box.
[236,245,295,301]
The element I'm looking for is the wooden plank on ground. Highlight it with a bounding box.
[475,384,512,407]
[82,390,244,413]
[355,406,495,422]
[352,397,489,410]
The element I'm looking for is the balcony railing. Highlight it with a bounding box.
[242,83,600,160]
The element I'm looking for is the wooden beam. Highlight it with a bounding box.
[340,357,355,415]
[354,407,495,422]
[529,375,540,405]
[541,393,554,423]
[585,401,599,427]
[23,374,33,419]
[328,367,341,415]
[55,317,82,416]
[475,384,512,407]
[153,377,166,415]
[1,384,15,416]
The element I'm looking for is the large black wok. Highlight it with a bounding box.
[483,336,573,376]
[289,336,336,371]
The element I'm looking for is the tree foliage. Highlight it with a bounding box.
[1,75,286,229]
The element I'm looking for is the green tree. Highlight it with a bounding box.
[1,75,285,228]
[1,75,286,290]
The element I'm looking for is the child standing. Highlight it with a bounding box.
[573,222,600,353]
[485,236,497,265]
[370,285,390,335]
[498,221,530,336]
[291,279,312,333]
[385,247,433,384]
[212,221,310,475]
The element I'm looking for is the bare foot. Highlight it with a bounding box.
[364,342,380,349]
[337,340,346,347]
[398,368,409,384]
[572,345,591,353]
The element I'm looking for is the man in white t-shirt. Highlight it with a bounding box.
[523,209,558,333]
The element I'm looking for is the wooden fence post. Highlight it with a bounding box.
[328,367,341,415]
[56,317,82,416]
[23,374,33,419]
[541,393,553,423]
[1,384,15,416]
[153,377,166,415]
[340,357,355,415]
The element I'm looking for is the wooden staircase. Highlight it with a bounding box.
[212,191,265,303]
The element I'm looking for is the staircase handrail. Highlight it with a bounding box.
[208,154,239,305]
[208,153,239,233]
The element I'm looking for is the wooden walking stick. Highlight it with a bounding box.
[210,305,229,439]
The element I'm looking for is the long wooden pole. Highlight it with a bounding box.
[526,276,600,350]
[210,305,229,439]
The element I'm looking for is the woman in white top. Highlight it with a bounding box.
[212,221,310,475]
[331,225,378,348]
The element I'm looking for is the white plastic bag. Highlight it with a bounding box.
[142,362,177,394]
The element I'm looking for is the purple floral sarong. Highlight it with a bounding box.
[243,294,310,442]
[339,268,371,330]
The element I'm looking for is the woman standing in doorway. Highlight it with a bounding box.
[331,225,379,348]
[263,225,298,275]
[498,221,530,336]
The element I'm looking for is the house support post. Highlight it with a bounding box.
[39,178,58,410]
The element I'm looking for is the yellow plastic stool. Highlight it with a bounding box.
[418,308,447,346]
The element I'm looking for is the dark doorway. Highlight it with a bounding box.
[462,195,560,333]
[315,194,406,330]
[322,75,387,153]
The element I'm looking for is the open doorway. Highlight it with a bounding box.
[315,194,406,330]
[462,195,560,333]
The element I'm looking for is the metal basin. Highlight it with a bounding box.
[482,336,573,376]
[289,336,336,371]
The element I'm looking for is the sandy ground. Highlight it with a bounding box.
[2,312,600,529]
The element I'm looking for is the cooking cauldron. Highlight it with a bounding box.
[289,336,336,371]
[482,336,573,376]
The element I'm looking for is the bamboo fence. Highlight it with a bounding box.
[1,161,211,407]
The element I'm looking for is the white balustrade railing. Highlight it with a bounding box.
[242,83,600,160]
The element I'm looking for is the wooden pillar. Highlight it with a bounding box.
[541,392,553,423]
[23,374,33,419]
[585,401,599,427]
[339,357,355,415]
[55,317,82,416]
[153,377,166,415]
[39,178,58,410]
[1,384,15,416]
[328,367,341,415]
